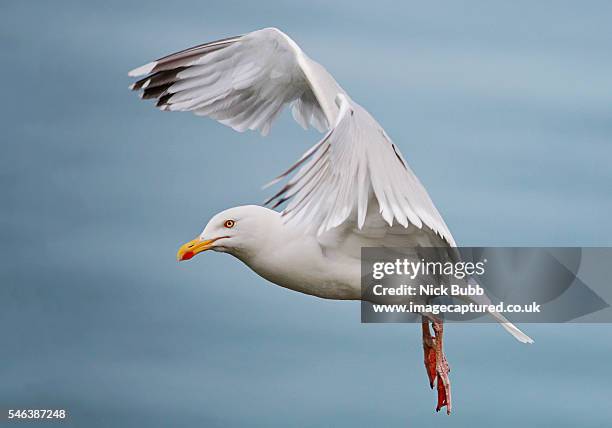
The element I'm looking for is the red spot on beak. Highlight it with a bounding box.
[180,251,194,261]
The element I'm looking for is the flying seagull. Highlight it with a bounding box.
[128,27,533,414]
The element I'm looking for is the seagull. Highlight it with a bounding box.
[128,27,533,414]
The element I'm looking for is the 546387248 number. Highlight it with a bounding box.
[7,409,67,420]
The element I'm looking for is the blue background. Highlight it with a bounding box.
[2,1,611,426]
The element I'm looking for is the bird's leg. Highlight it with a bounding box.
[422,316,452,414]
[421,317,437,388]
[432,318,451,415]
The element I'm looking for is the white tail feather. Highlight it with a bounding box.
[489,311,534,344]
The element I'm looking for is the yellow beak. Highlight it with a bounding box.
[176,237,217,261]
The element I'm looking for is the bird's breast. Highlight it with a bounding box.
[238,238,362,300]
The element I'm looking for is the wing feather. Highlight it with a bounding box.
[129,28,344,134]
[265,94,455,246]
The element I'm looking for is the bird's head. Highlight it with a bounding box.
[176,205,278,261]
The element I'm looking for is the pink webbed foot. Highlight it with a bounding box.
[422,317,452,415]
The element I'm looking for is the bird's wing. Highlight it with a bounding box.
[265,94,455,246]
[129,27,453,245]
[128,27,344,135]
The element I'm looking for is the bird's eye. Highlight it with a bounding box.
[224,219,235,228]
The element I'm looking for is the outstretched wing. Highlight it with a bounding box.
[265,94,455,246]
[129,28,454,245]
[129,27,344,135]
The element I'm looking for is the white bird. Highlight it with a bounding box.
[128,27,533,414]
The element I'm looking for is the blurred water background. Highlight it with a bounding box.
[1,1,611,426]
